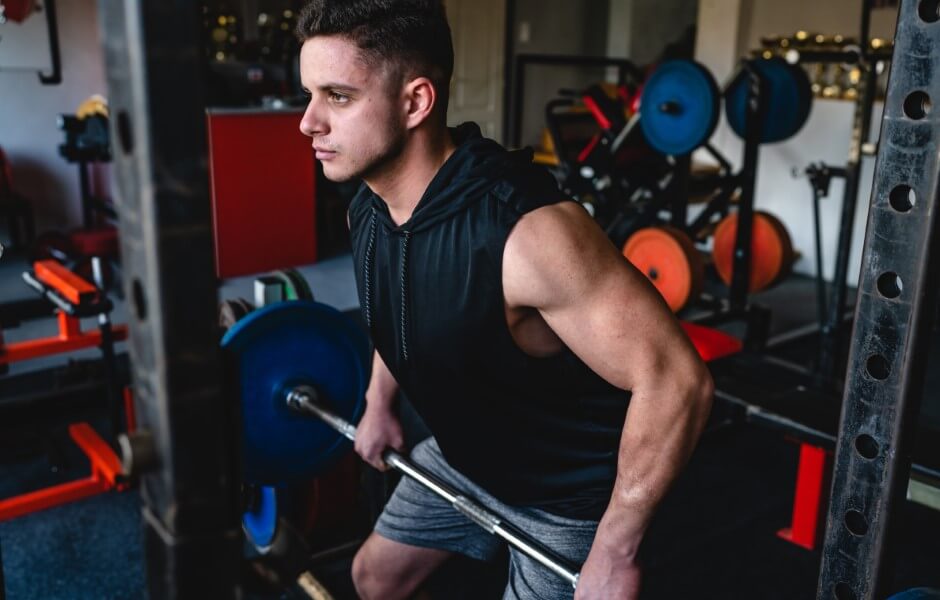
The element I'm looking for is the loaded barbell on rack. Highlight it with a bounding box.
[221,300,583,589]
[637,56,812,157]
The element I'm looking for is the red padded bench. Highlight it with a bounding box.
[680,321,743,363]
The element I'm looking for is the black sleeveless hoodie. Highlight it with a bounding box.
[349,123,630,519]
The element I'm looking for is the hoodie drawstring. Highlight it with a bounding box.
[363,206,411,363]
[399,231,411,362]
[363,208,377,330]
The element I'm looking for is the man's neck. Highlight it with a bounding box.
[366,127,456,226]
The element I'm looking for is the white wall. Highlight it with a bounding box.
[703,100,882,285]
[0,0,107,237]
[694,0,747,83]
[694,0,899,286]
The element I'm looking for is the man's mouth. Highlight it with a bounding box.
[314,146,337,160]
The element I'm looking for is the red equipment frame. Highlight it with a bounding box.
[0,423,128,522]
[0,260,131,521]
[777,442,833,550]
[0,260,128,365]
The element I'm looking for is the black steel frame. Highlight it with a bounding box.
[96,1,241,597]
[681,61,775,350]
[501,0,517,146]
[37,0,61,85]
[817,0,940,597]
[815,0,885,385]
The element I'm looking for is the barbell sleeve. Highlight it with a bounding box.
[284,386,581,590]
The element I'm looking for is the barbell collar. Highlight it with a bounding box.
[284,387,580,590]
[286,386,357,443]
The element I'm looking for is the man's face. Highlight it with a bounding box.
[298,35,406,182]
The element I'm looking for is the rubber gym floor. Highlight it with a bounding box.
[1,251,939,599]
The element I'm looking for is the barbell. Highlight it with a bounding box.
[221,300,581,589]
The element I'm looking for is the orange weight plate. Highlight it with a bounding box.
[712,211,794,293]
[623,226,704,312]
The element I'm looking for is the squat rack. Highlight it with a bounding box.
[818,0,940,598]
[97,1,241,597]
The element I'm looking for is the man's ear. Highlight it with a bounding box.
[403,76,437,130]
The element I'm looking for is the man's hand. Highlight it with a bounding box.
[573,546,641,600]
[356,350,404,470]
[354,403,405,471]
[573,506,643,600]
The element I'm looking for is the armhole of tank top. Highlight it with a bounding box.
[496,198,572,363]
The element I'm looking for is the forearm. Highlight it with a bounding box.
[597,370,714,554]
[365,350,400,410]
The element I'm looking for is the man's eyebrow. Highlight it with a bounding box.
[317,83,362,93]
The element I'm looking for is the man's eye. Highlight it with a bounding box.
[329,92,349,104]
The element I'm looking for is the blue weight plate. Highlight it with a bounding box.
[222,301,369,484]
[243,485,278,551]
[640,60,721,156]
[725,57,813,144]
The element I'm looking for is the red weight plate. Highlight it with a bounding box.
[623,226,704,312]
[712,211,794,293]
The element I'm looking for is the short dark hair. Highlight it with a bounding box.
[296,0,454,117]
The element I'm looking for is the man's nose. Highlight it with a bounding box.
[299,98,326,137]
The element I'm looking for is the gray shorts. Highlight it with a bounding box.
[374,437,599,600]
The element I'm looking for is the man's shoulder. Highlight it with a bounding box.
[489,160,568,217]
[502,200,607,308]
[507,201,592,254]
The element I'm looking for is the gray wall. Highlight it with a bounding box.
[0,0,108,239]
[511,0,611,147]
[608,0,699,66]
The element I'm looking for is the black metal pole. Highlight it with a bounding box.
[817,0,940,596]
[90,257,124,442]
[859,0,873,61]
[811,181,827,329]
[501,0,516,146]
[79,162,94,230]
[38,0,62,85]
[670,155,691,229]
[511,54,526,147]
[729,61,766,312]
[96,1,242,597]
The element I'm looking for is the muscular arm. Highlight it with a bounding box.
[355,350,405,471]
[366,350,400,410]
[503,202,713,572]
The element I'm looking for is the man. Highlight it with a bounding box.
[295,2,713,598]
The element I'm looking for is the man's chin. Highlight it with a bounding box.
[320,164,355,183]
